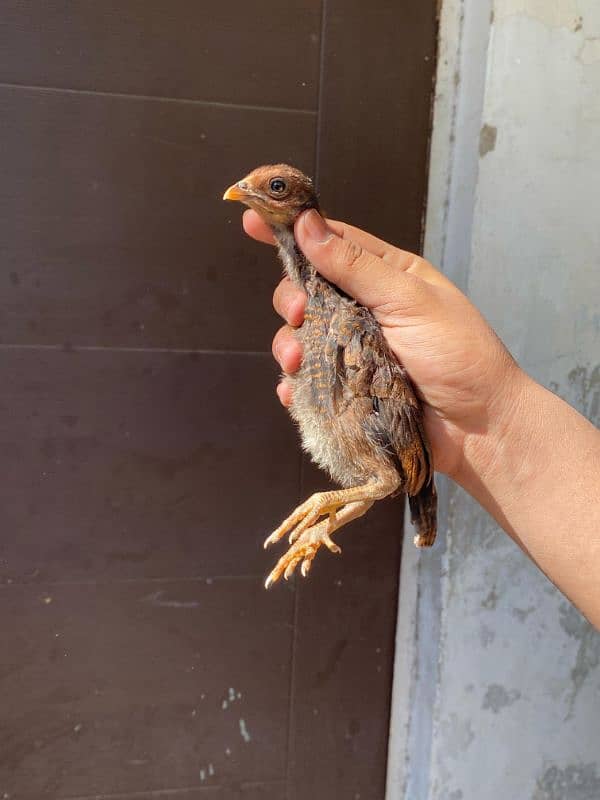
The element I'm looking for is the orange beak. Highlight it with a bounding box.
[223,182,250,202]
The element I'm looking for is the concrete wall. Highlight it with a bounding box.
[388,1,600,798]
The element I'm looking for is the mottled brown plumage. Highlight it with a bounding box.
[224,164,437,587]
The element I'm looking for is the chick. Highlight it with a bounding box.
[224,164,436,588]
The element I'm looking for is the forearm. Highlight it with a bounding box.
[458,371,600,628]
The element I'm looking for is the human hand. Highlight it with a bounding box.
[243,208,525,481]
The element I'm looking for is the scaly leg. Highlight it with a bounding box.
[264,476,399,551]
[264,500,375,589]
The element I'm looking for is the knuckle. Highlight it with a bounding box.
[335,238,364,272]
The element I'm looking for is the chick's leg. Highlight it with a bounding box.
[264,475,399,550]
[264,499,374,588]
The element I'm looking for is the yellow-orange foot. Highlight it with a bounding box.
[263,498,375,588]
[264,517,341,589]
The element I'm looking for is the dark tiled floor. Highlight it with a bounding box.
[0,1,321,109]
[0,350,300,584]
[238,782,286,799]
[0,0,437,796]
[0,86,315,351]
[289,562,400,800]
[0,580,293,797]
[65,790,222,800]
[285,462,402,800]
[317,0,436,251]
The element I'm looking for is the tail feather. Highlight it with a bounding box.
[409,478,437,547]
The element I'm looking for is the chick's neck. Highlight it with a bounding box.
[272,224,315,288]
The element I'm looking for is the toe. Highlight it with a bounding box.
[283,554,304,580]
[264,557,287,588]
[321,530,342,554]
[300,557,313,577]
[264,530,283,549]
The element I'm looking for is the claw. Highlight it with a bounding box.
[284,555,303,581]
[263,517,340,588]
[263,531,280,549]
[265,559,285,588]
[288,528,301,545]
[301,557,312,577]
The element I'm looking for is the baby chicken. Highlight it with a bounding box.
[224,165,437,588]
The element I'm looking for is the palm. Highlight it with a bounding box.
[374,293,514,476]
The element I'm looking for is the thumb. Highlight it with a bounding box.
[294,209,421,309]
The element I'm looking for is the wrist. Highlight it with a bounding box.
[456,365,541,503]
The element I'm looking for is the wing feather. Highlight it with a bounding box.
[329,306,433,497]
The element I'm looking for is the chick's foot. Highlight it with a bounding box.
[264,499,374,588]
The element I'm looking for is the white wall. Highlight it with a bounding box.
[388,1,600,798]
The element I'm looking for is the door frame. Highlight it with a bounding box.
[385,1,494,796]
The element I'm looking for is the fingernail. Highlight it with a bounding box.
[303,209,332,243]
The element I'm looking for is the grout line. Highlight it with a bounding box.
[241,779,287,789]
[313,0,328,189]
[60,779,287,800]
[0,80,318,116]
[0,574,262,589]
[0,343,270,357]
[396,5,495,799]
[283,5,327,794]
[60,788,220,799]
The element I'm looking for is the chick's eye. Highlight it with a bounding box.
[269,178,287,194]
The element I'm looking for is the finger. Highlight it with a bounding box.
[326,219,420,269]
[242,209,276,245]
[315,219,451,288]
[276,380,293,407]
[273,278,306,326]
[244,208,452,289]
[295,210,426,310]
[272,326,303,374]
